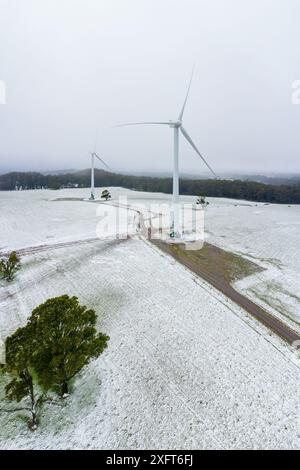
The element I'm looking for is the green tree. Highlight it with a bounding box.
[101,189,111,201]
[48,181,61,190]
[29,295,109,397]
[0,251,21,282]
[196,195,209,208]
[1,325,43,430]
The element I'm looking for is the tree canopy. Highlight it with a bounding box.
[28,295,109,396]
[0,251,21,281]
[1,295,109,428]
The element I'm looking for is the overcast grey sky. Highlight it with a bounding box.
[1,0,300,174]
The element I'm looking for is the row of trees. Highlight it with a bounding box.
[1,170,300,204]
[1,295,109,430]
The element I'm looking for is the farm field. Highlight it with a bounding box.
[0,188,299,449]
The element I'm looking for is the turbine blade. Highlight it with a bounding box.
[113,121,170,127]
[178,64,195,121]
[93,129,98,153]
[93,152,112,172]
[180,127,217,178]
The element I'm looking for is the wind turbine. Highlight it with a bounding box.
[115,67,217,237]
[89,151,112,200]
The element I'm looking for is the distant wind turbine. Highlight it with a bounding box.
[115,66,217,236]
[89,151,112,200]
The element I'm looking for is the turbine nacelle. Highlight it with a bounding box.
[169,120,182,128]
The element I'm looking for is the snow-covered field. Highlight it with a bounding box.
[0,188,300,449]
[105,188,300,330]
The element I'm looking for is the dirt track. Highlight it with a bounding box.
[0,237,102,257]
[150,237,300,346]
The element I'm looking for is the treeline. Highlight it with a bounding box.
[1,169,300,204]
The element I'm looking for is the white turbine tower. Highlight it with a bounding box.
[89,151,112,200]
[115,67,217,237]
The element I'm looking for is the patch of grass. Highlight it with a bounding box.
[239,252,283,269]
[249,282,300,326]
[171,242,264,284]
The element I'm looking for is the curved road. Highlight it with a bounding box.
[150,237,300,346]
[137,209,300,346]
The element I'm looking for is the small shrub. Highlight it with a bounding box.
[0,251,21,282]
[101,189,111,201]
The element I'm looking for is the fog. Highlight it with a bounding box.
[1,0,300,175]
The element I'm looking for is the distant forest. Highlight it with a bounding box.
[0,169,300,204]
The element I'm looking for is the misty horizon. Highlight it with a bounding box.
[1,0,300,174]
